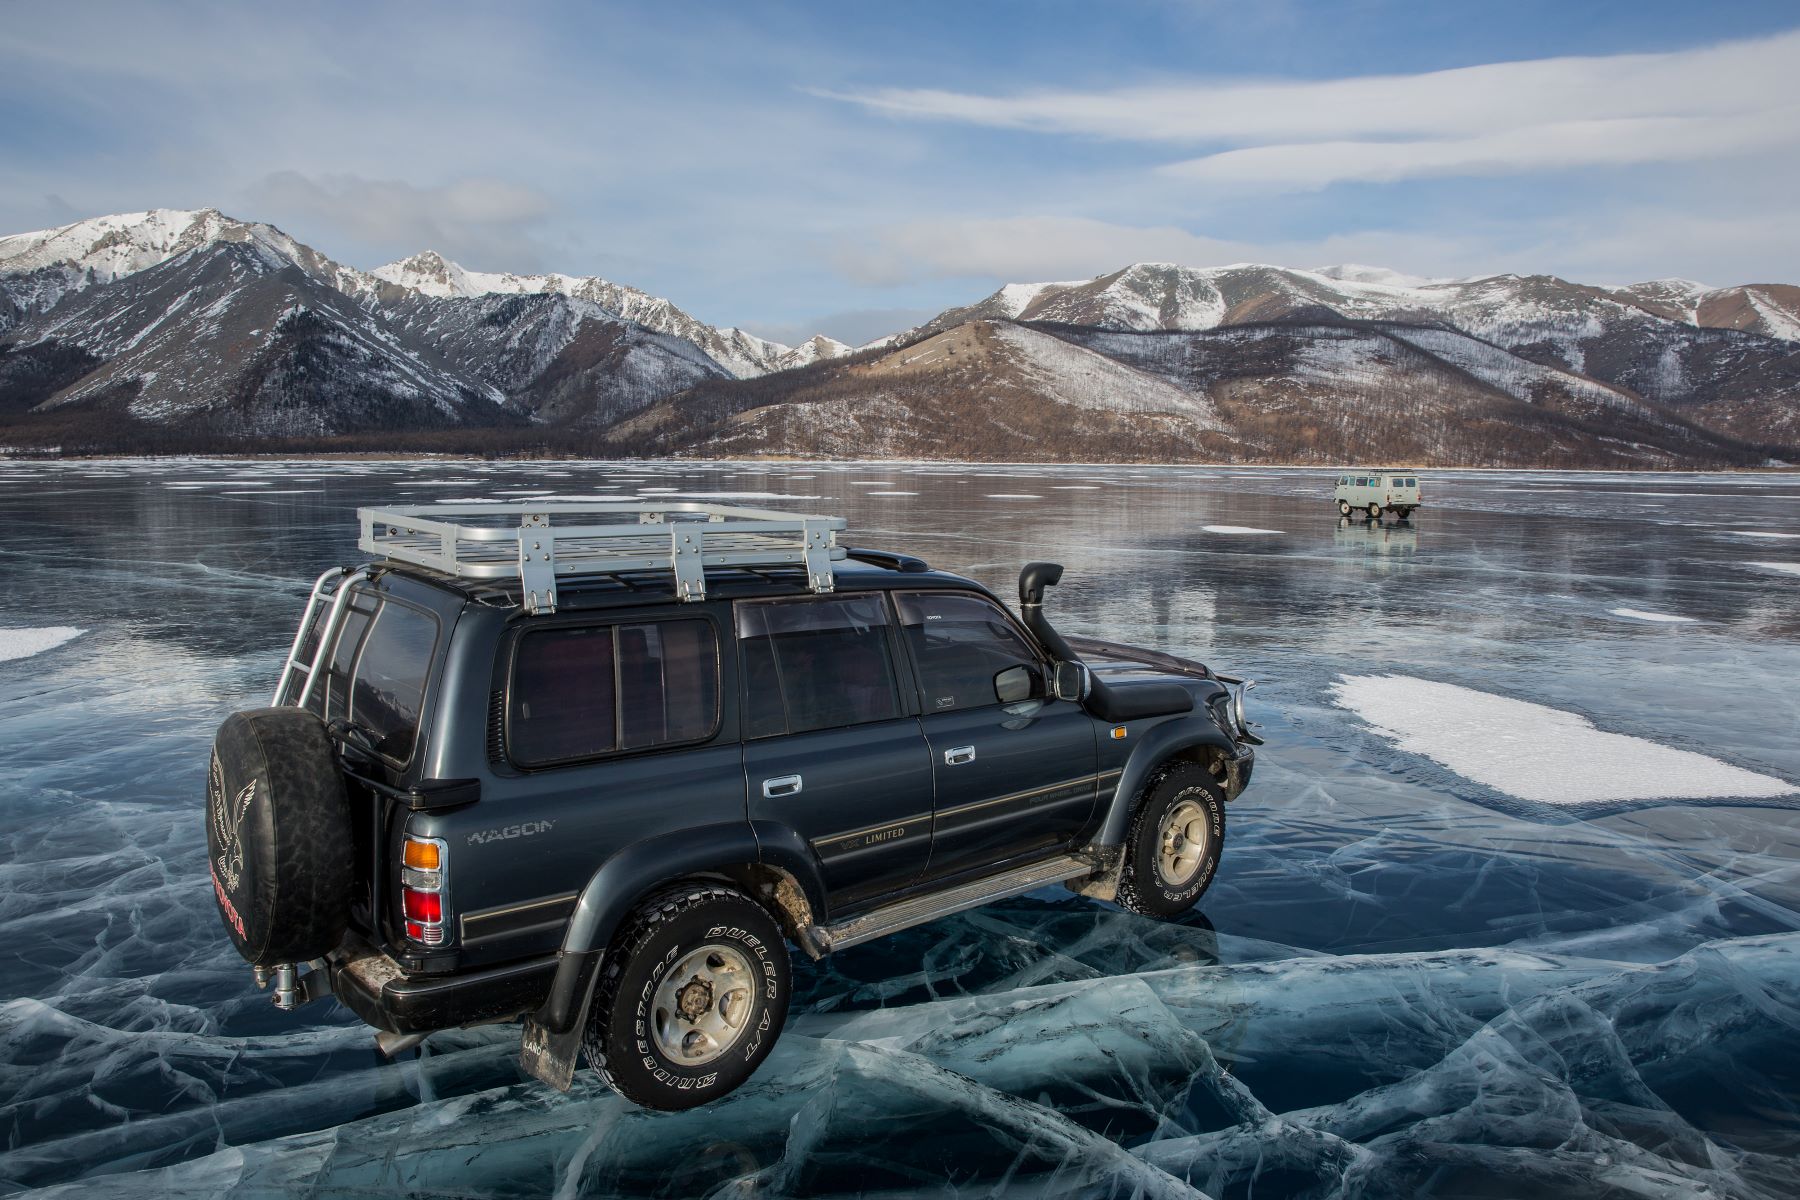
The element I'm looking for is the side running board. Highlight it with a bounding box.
[808,855,1092,953]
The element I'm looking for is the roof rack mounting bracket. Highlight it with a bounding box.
[518,512,557,615]
[803,520,836,594]
[672,525,706,602]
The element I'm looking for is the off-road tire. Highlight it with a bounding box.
[206,707,353,967]
[585,884,790,1111]
[1116,763,1226,919]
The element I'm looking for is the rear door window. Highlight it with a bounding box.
[510,619,718,766]
[737,594,902,737]
[348,601,438,763]
[299,589,437,765]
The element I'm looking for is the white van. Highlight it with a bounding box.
[1334,470,1421,519]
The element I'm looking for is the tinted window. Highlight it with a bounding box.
[619,621,719,750]
[897,592,1042,713]
[738,595,901,737]
[301,594,375,722]
[510,620,718,766]
[348,600,438,763]
[511,627,617,764]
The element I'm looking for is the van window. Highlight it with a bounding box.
[510,619,719,766]
[738,594,901,737]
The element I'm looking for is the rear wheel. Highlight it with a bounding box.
[1117,763,1226,919]
[585,884,790,1111]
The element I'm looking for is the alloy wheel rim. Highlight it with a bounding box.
[1157,798,1211,886]
[650,943,755,1066]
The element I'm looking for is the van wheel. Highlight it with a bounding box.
[1338,500,1351,516]
[1367,503,1382,519]
[1117,763,1225,919]
[585,885,790,1111]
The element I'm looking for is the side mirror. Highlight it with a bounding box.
[1051,660,1090,703]
[993,665,1035,704]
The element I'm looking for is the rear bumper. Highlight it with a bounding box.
[330,939,556,1034]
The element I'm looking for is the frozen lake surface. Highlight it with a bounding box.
[1,459,1798,1198]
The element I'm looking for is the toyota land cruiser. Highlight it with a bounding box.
[206,501,1259,1110]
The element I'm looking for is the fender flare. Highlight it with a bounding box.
[532,821,824,1037]
[1095,717,1238,847]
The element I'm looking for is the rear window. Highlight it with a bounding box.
[301,590,437,764]
[509,619,719,766]
[738,594,902,738]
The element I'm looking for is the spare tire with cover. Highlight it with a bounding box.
[206,706,353,967]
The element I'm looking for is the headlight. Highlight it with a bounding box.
[1231,680,1255,735]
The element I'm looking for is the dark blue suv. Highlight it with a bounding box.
[205,502,1257,1110]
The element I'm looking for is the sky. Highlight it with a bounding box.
[3,0,1800,346]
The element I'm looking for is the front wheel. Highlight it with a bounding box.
[585,884,790,1111]
[1337,500,1351,516]
[1117,763,1226,918]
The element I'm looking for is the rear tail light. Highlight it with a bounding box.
[401,835,448,946]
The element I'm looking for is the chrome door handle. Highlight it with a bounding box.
[944,745,976,766]
[762,774,803,798]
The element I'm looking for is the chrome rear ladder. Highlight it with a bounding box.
[271,566,372,707]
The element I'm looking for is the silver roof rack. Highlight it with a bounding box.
[358,501,846,614]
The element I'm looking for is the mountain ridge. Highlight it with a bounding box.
[1,207,1795,465]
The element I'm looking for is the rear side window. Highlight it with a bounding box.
[349,601,438,762]
[510,619,718,766]
[896,591,1042,712]
[301,590,436,764]
[738,595,901,737]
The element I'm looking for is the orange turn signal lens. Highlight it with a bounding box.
[404,839,441,870]
[1110,726,1128,740]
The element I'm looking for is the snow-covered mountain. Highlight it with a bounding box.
[617,314,1756,468]
[368,250,846,377]
[913,261,1800,345]
[0,237,512,437]
[895,262,1800,450]
[1,208,1794,462]
[380,290,731,426]
[0,208,852,443]
[0,210,849,377]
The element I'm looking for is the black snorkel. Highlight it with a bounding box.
[1018,562,1194,723]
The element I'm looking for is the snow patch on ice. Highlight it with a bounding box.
[1607,608,1697,624]
[1725,530,1800,539]
[1746,560,1800,576]
[0,626,84,663]
[1203,525,1283,535]
[986,493,1042,499]
[1331,674,1794,804]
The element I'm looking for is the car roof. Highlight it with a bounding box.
[371,556,998,613]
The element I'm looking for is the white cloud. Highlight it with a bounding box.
[825,30,1800,188]
[243,172,557,271]
[1161,111,1800,188]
